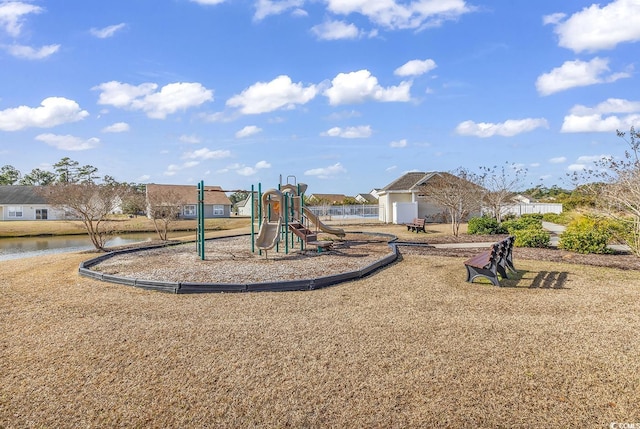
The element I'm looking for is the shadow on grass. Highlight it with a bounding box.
[498,269,570,289]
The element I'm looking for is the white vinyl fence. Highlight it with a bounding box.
[499,203,563,217]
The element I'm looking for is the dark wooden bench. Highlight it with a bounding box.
[464,236,516,286]
[405,218,426,233]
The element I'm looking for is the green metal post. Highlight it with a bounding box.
[284,194,289,254]
[197,180,205,260]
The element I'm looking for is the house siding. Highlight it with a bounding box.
[379,172,483,224]
[0,186,66,221]
[145,184,232,220]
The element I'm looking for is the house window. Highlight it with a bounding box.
[213,205,224,216]
[183,205,196,216]
[8,206,23,218]
[36,209,48,220]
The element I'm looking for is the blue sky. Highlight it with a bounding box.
[0,0,639,195]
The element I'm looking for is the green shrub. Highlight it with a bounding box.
[502,214,543,233]
[514,227,550,248]
[524,213,544,221]
[559,216,613,254]
[467,216,507,235]
[542,211,574,226]
[542,212,562,224]
[501,214,549,248]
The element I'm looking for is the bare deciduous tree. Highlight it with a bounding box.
[580,127,640,255]
[419,169,484,237]
[479,163,528,222]
[146,187,186,241]
[40,181,132,251]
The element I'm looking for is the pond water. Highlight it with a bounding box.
[0,232,190,261]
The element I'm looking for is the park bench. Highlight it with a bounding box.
[464,236,516,286]
[405,218,426,233]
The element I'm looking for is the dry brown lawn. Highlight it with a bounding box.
[2,223,640,428]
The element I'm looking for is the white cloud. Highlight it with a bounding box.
[90,23,126,39]
[182,148,231,160]
[577,154,611,163]
[386,165,397,172]
[227,75,317,114]
[542,13,565,26]
[232,161,271,177]
[163,161,200,176]
[549,157,567,164]
[567,164,586,172]
[254,0,304,20]
[35,134,100,151]
[311,20,361,40]
[561,114,635,133]
[235,125,263,138]
[568,98,640,115]
[94,81,213,119]
[536,57,631,96]
[102,122,130,133]
[546,0,640,52]
[0,97,89,131]
[394,59,437,77]
[390,138,407,148]
[237,166,256,176]
[304,162,347,179]
[321,125,372,138]
[455,118,549,137]
[325,0,473,30]
[324,69,411,105]
[0,1,43,37]
[179,134,201,144]
[4,43,60,59]
[561,98,640,133]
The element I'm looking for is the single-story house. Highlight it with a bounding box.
[355,192,378,204]
[236,192,259,217]
[0,185,67,221]
[306,193,347,205]
[377,171,482,224]
[145,184,232,219]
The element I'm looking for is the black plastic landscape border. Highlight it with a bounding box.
[78,232,399,294]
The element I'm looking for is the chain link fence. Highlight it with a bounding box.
[305,204,379,220]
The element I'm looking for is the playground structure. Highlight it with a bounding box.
[253,182,345,256]
[194,179,345,260]
[81,178,398,293]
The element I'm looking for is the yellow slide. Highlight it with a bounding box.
[302,206,345,237]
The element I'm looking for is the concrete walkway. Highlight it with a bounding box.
[542,221,565,247]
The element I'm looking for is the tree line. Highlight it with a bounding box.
[1,157,122,186]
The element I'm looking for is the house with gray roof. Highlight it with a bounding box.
[378,172,481,224]
[0,186,66,221]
